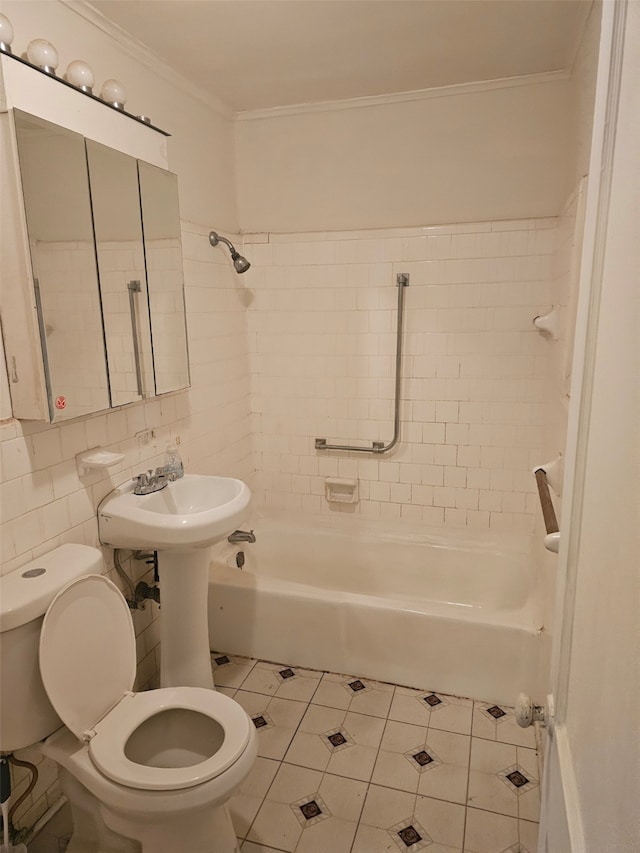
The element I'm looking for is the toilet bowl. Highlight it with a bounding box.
[39,573,257,853]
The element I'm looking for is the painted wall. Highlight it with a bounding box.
[567,1,601,191]
[236,76,572,233]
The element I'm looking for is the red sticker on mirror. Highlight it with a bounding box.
[55,396,66,410]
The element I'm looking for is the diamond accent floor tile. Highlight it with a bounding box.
[291,793,331,828]
[487,704,506,719]
[285,704,385,781]
[313,672,395,718]
[252,713,273,730]
[389,686,473,734]
[241,661,323,702]
[278,667,296,680]
[322,728,354,752]
[404,746,440,773]
[506,769,529,788]
[498,762,538,798]
[389,818,431,851]
[472,702,536,748]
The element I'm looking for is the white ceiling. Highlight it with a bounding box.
[88,0,593,113]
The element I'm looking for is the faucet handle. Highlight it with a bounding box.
[133,471,149,486]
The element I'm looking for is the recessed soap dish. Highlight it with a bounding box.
[325,478,358,504]
[76,447,125,476]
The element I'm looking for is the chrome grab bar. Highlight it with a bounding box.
[315,272,409,454]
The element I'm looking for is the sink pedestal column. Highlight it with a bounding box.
[157,549,214,689]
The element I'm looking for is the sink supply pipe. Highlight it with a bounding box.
[315,272,410,453]
[113,548,136,605]
[1,755,30,852]
[113,549,160,609]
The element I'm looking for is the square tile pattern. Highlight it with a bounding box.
[30,656,539,853]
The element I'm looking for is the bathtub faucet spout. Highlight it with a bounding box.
[228,529,256,544]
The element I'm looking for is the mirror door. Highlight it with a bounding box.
[86,140,154,406]
[138,161,190,394]
[14,110,110,421]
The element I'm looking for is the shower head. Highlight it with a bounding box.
[208,230,251,274]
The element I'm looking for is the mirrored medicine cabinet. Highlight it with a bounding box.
[1,109,190,422]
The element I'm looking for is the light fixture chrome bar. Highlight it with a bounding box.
[127,280,144,397]
[315,272,409,455]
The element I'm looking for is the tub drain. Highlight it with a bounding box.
[236,551,245,569]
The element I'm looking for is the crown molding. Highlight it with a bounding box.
[61,1,234,119]
[236,70,570,122]
[54,5,571,124]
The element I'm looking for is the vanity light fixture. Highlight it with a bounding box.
[0,13,14,53]
[1,26,167,134]
[26,38,58,74]
[100,78,127,110]
[65,59,94,94]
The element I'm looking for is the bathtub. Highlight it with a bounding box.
[208,516,544,706]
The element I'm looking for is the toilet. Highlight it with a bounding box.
[0,545,257,853]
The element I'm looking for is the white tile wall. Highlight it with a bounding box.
[244,217,566,533]
[0,221,252,830]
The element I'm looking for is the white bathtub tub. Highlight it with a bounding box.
[208,516,544,705]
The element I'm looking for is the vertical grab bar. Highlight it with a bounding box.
[127,280,144,397]
[315,272,410,454]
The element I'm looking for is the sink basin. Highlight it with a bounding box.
[98,474,251,550]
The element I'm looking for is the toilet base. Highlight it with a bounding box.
[58,769,140,853]
[103,801,240,853]
[58,767,240,853]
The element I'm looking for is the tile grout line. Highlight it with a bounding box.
[460,700,479,852]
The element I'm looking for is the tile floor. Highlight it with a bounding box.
[28,654,540,853]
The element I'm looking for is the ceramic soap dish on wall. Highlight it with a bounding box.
[324,478,359,504]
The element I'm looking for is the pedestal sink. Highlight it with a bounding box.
[98,474,250,690]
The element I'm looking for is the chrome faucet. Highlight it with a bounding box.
[132,466,181,496]
[227,529,256,544]
[133,470,167,495]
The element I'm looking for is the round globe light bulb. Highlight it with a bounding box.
[0,13,14,53]
[100,78,127,109]
[27,38,59,74]
[66,60,95,93]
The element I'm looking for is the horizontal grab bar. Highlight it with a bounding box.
[315,438,387,454]
[534,467,560,553]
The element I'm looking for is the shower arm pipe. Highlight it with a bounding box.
[212,233,237,253]
[315,273,409,455]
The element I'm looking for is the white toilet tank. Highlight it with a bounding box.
[0,544,104,752]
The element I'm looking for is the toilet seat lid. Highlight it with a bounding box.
[40,575,136,740]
